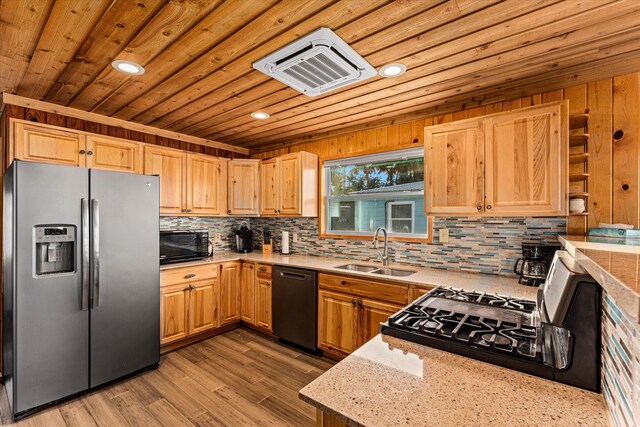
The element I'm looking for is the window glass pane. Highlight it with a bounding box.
[390,220,412,234]
[391,203,412,219]
[328,157,424,196]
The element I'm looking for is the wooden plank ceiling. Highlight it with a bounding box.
[2,0,640,152]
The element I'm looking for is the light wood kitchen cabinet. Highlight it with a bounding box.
[186,153,226,216]
[12,120,85,166]
[144,145,185,215]
[219,261,241,325]
[259,151,318,217]
[408,284,436,302]
[425,118,485,214]
[424,101,568,216]
[484,102,567,215]
[85,134,143,173]
[160,284,189,345]
[227,159,260,215]
[260,158,280,215]
[255,278,272,331]
[358,299,402,345]
[240,262,255,323]
[318,290,359,355]
[187,280,218,336]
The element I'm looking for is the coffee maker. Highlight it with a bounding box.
[514,242,560,286]
[235,221,253,253]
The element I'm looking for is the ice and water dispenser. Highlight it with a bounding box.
[34,226,76,276]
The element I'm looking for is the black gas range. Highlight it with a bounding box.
[381,251,601,391]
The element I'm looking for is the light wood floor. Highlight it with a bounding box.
[0,328,335,426]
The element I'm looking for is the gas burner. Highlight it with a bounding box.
[429,287,537,314]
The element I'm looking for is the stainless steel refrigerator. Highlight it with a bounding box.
[3,160,160,419]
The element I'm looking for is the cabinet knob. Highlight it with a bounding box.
[486,205,492,210]
[227,210,231,214]
[476,205,482,211]
[341,280,347,285]
[185,209,192,213]
[184,274,196,279]
[249,265,254,269]
[79,150,86,155]
[87,151,93,156]
[259,267,267,272]
[357,299,362,307]
[351,299,356,306]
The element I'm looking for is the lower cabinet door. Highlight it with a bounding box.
[318,290,358,355]
[358,299,403,347]
[160,284,189,345]
[188,280,218,336]
[220,262,241,325]
[240,263,255,323]
[255,279,272,331]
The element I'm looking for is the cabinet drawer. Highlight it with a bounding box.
[161,264,217,287]
[318,273,408,305]
[256,263,272,279]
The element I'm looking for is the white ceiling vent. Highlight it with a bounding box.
[253,27,377,97]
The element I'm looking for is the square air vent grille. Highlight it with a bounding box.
[253,27,377,97]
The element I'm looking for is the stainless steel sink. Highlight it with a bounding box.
[371,268,417,277]
[335,264,379,273]
[335,264,417,277]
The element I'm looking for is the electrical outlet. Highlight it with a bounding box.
[438,228,449,243]
[292,233,298,242]
[214,233,222,243]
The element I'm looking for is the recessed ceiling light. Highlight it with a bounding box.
[379,63,407,78]
[251,112,270,120]
[112,60,145,75]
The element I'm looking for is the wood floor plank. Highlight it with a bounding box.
[1,328,332,426]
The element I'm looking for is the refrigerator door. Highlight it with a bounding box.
[89,169,160,387]
[12,161,89,414]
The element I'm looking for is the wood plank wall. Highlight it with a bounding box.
[0,105,247,167]
[252,72,640,236]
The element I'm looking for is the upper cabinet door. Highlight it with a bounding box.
[85,135,142,173]
[425,119,485,214]
[484,103,567,216]
[260,158,280,215]
[186,154,226,216]
[227,159,260,215]
[144,146,186,215]
[13,120,85,167]
[279,153,301,216]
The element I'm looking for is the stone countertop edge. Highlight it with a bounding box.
[297,335,609,427]
[160,251,538,300]
[559,235,640,323]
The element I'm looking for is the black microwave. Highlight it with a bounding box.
[159,230,210,264]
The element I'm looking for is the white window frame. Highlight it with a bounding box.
[322,147,428,239]
[387,201,415,234]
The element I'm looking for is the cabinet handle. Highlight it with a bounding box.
[341,280,347,285]
[184,274,196,279]
[486,205,492,210]
[87,151,93,156]
[351,299,356,306]
[357,299,362,307]
[79,150,86,155]
[185,209,192,213]
[476,205,482,211]
[259,267,267,272]
[249,265,254,269]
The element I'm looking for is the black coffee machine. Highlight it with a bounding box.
[235,221,253,253]
[514,242,560,286]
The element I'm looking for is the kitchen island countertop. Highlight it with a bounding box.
[160,251,537,300]
[299,334,608,427]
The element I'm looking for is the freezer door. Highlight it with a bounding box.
[12,161,89,414]
[89,169,160,387]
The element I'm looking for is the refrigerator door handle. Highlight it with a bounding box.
[81,198,90,310]
[91,199,100,308]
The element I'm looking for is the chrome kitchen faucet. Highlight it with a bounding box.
[373,227,389,266]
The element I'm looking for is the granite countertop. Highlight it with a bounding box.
[299,334,609,427]
[161,251,537,300]
[559,235,640,323]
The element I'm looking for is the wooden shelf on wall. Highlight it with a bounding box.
[569,192,589,198]
[569,173,590,182]
[569,114,589,129]
[569,134,589,146]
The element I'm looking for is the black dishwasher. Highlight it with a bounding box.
[272,266,318,352]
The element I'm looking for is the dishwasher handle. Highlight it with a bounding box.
[278,271,309,281]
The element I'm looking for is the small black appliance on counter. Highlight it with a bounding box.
[382,251,601,391]
[514,242,560,286]
[159,230,209,264]
[235,221,253,253]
